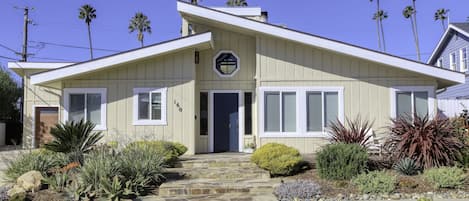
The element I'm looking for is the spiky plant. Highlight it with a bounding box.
[393,158,421,176]
[327,115,374,148]
[44,119,103,164]
[385,114,464,169]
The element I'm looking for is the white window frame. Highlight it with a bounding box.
[213,50,240,78]
[460,48,468,72]
[390,86,435,119]
[450,52,457,70]
[133,88,167,126]
[259,86,344,138]
[63,88,107,130]
[436,58,443,67]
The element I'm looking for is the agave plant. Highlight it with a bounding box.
[44,119,103,164]
[327,115,374,148]
[385,114,464,169]
[393,158,421,176]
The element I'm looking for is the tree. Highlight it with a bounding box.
[78,4,97,59]
[434,8,449,32]
[403,5,421,61]
[373,10,388,52]
[369,0,384,52]
[128,12,152,47]
[0,67,21,121]
[226,0,248,7]
[190,0,201,4]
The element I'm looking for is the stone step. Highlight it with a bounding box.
[164,167,270,180]
[157,178,282,197]
[175,153,257,169]
[140,192,277,201]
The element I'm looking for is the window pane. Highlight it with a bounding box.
[200,92,208,135]
[282,92,296,132]
[69,94,85,122]
[307,92,322,132]
[86,94,101,125]
[414,92,428,117]
[265,92,280,132]
[151,93,161,120]
[138,93,149,120]
[396,92,412,117]
[324,92,338,127]
[244,92,252,135]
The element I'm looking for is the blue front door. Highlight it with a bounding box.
[214,93,239,152]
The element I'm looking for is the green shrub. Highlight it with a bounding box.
[316,143,368,180]
[251,143,303,176]
[5,149,69,180]
[352,171,397,194]
[393,158,421,176]
[79,148,120,196]
[423,167,466,189]
[44,120,103,164]
[125,141,184,166]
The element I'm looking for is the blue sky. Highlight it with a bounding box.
[1,0,468,81]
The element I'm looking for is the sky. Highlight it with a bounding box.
[1,0,469,82]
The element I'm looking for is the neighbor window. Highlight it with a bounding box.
[450,52,457,70]
[392,86,433,119]
[64,88,107,130]
[436,58,443,67]
[133,88,167,125]
[261,87,343,137]
[460,48,468,72]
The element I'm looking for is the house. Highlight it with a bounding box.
[428,23,469,117]
[8,2,464,154]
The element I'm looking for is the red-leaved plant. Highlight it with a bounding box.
[328,115,374,148]
[385,114,464,169]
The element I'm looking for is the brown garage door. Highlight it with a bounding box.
[35,107,59,147]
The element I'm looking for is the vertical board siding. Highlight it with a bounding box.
[438,99,469,118]
[257,36,438,153]
[23,50,197,154]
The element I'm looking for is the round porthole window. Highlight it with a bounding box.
[213,51,240,77]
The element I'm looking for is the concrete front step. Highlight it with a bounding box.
[165,167,270,180]
[157,178,282,197]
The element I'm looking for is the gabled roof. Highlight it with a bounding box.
[28,32,213,85]
[177,1,465,86]
[428,23,469,64]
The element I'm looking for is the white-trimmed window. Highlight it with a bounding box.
[63,88,107,130]
[390,86,435,119]
[260,87,344,138]
[450,52,457,70]
[460,48,468,72]
[133,88,167,125]
[436,58,443,67]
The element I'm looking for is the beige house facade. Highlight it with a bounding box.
[9,2,465,154]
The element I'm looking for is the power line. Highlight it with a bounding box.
[29,40,121,53]
[0,43,18,54]
[29,56,72,62]
[0,55,18,60]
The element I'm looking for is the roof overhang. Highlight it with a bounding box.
[427,24,469,64]
[8,62,75,76]
[210,7,261,16]
[177,1,465,86]
[30,32,213,85]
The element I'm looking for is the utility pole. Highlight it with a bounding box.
[21,7,30,62]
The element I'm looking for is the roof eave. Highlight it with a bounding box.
[30,32,213,85]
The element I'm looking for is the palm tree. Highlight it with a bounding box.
[403,6,421,61]
[78,4,96,59]
[369,0,382,51]
[226,0,248,7]
[373,10,388,52]
[434,9,449,32]
[128,12,152,47]
[190,0,201,5]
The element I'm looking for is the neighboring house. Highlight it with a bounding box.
[428,23,469,117]
[8,2,464,154]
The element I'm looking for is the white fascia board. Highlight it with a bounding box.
[177,2,465,84]
[31,32,212,85]
[427,24,469,64]
[8,62,74,69]
[210,7,261,16]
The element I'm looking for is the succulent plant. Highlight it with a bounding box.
[393,158,421,176]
